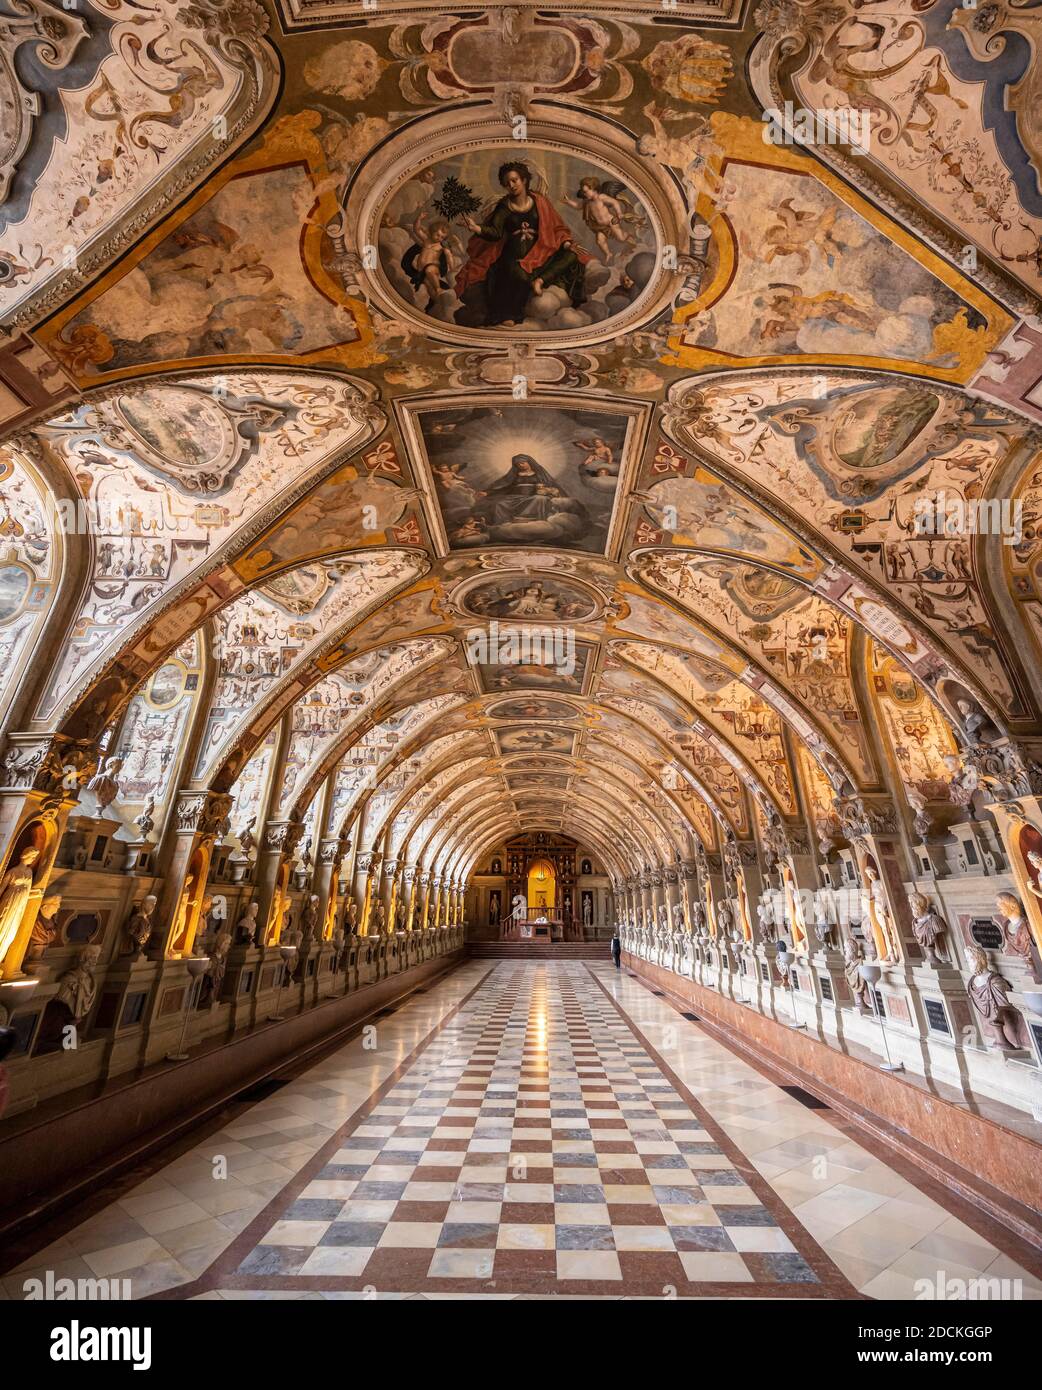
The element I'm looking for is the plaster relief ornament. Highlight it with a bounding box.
[236,900,260,945]
[25,892,62,966]
[907,890,948,967]
[55,944,102,1024]
[86,755,124,813]
[122,894,157,959]
[0,845,39,969]
[965,946,1023,1052]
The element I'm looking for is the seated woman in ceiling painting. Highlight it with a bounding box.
[452,454,588,547]
[456,163,590,328]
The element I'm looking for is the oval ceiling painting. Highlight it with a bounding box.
[379,147,655,334]
[114,386,233,476]
[461,573,600,623]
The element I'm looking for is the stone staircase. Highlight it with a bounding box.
[465,941,611,960]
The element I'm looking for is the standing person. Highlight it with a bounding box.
[610,930,622,970]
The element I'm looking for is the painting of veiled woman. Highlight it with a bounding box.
[419,402,631,555]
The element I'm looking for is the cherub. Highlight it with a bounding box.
[574,436,617,478]
[760,198,845,273]
[564,176,638,260]
[402,213,463,307]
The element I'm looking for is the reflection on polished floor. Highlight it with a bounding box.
[6,963,1041,1302]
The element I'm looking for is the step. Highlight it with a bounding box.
[465,942,610,959]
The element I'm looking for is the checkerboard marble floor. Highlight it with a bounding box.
[5,961,1042,1301]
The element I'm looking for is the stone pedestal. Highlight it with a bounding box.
[97,956,161,1078]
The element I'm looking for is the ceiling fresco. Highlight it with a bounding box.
[2,0,1042,887]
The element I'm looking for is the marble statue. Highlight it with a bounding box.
[134,795,156,839]
[87,756,123,812]
[691,902,707,936]
[55,945,102,1023]
[25,892,62,965]
[843,937,870,1013]
[672,901,684,931]
[168,871,197,956]
[965,945,1022,1051]
[0,846,40,968]
[296,894,319,973]
[236,901,260,945]
[344,896,359,934]
[204,929,232,1005]
[122,893,157,958]
[716,900,732,938]
[943,754,979,814]
[395,897,408,932]
[372,902,386,935]
[238,816,256,856]
[905,785,932,841]
[861,864,899,963]
[907,891,948,967]
[756,896,776,943]
[995,891,1034,965]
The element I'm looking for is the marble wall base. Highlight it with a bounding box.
[624,952,1042,1233]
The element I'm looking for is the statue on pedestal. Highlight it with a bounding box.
[204,929,232,1005]
[122,894,157,958]
[965,945,1022,1051]
[0,846,40,969]
[26,892,63,966]
[861,864,899,963]
[395,897,408,932]
[344,896,359,934]
[236,901,260,945]
[371,902,386,935]
[995,891,1036,973]
[55,945,102,1024]
[87,756,123,812]
[843,937,870,1013]
[134,796,156,840]
[907,890,948,967]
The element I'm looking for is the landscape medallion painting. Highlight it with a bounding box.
[407,402,636,555]
[379,147,655,333]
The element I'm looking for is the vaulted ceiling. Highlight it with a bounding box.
[2,0,1042,882]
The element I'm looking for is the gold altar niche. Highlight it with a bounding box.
[504,831,579,938]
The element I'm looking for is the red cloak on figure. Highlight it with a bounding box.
[455,192,591,299]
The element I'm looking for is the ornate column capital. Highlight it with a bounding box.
[176,790,233,839]
[1,733,99,797]
[383,857,400,879]
[356,849,376,875]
